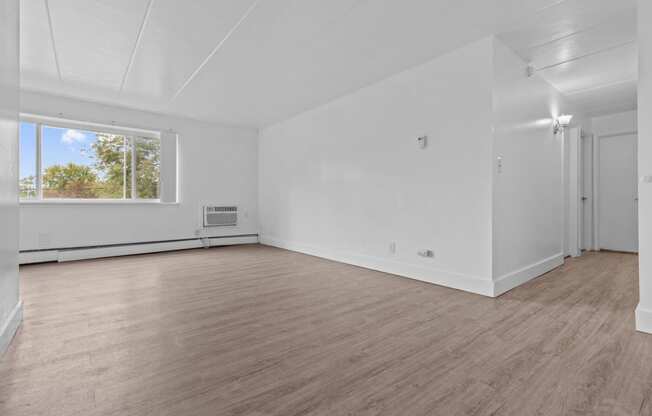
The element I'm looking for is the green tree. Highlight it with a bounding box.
[91,134,130,198]
[134,138,160,199]
[42,163,98,198]
[19,175,36,198]
[38,133,160,200]
[90,134,160,199]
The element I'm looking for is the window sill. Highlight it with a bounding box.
[20,199,179,206]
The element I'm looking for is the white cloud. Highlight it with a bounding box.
[61,129,87,144]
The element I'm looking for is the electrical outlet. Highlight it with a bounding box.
[418,249,434,258]
[496,156,503,174]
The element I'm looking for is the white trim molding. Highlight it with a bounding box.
[636,304,652,334]
[492,254,564,296]
[20,235,259,264]
[261,237,565,298]
[0,301,23,357]
[260,236,495,297]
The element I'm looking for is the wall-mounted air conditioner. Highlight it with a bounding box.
[203,206,237,227]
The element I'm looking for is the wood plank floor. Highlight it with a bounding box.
[1,245,651,416]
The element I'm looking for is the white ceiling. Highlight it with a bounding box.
[21,0,637,126]
[497,0,638,117]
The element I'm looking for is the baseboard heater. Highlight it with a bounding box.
[19,234,259,264]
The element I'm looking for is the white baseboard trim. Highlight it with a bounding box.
[260,236,494,297]
[20,235,259,264]
[0,301,23,357]
[19,250,58,264]
[636,304,652,334]
[493,253,564,296]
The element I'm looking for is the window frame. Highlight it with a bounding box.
[20,114,165,204]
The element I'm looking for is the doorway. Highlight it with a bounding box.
[597,133,639,252]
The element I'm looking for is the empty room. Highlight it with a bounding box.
[2,0,652,415]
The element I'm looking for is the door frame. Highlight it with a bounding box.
[567,127,583,258]
[581,132,594,251]
[593,130,639,252]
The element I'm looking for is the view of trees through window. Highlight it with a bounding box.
[19,122,37,198]
[19,121,160,200]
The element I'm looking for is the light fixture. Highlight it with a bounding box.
[553,114,573,134]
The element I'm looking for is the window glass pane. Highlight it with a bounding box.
[19,122,37,199]
[134,136,160,199]
[93,132,132,199]
[41,125,129,199]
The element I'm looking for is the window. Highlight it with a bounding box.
[19,122,37,199]
[20,118,161,201]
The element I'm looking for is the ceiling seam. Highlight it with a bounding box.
[518,10,636,53]
[120,0,155,93]
[531,0,568,15]
[521,23,612,53]
[44,0,63,82]
[169,0,261,103]
[500,0,567,34]
[532,39,636,73]
[564,78,638,96]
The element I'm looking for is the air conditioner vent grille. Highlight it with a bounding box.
[203,206,237,227]
[206,206,237,213]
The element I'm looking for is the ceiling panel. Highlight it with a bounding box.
[537,42,637,94]
[522,11,636,69]
[565,79,637,117]
[498,0,636,52]
[121,0,258,104]
[47,0,149,90]
[168,0,373,125]
[20,0,638,126]
[170,0,563,125]
[498,0,638,119]
[20,0,60,89]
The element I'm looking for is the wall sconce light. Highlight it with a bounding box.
[553,114,573,134]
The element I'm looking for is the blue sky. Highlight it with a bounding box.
[20,122,98,179]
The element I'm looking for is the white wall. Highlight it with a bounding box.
[491,39,566,294]
[592,110,637,137]
[19,91,259,252]
[636,0,652,333]
[0,0,21,355]
[259,38,496,295]
[258,36,575,297]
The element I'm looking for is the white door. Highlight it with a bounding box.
[598,134,638,252]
